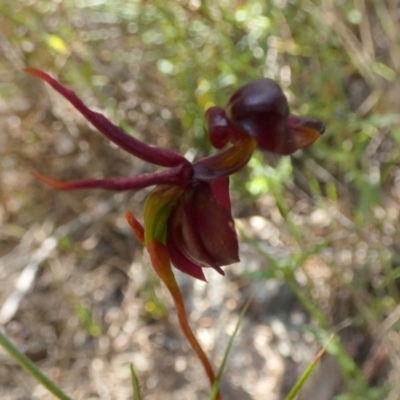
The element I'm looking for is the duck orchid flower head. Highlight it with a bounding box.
[25,68,324,398]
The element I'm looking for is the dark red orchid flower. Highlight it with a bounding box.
[206,78,325,154]
[26,68,324,398]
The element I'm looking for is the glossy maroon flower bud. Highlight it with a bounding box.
[225,79,324,155]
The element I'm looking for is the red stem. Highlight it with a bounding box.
[148,240,222,400]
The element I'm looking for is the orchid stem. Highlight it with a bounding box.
[148,240,221,400]
[126,217,221,398]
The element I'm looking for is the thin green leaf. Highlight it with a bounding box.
[284,334,334,400]
[209,297,252,400]
[0,329,71,400]
[130,364,142,400]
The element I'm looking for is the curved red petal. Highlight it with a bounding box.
[167,190,224,275]
[286,115,325,153]
[166,234,207,281]
[193,137,256,181]
[167,183,238,274]
[210,177,231,212]
[191,183,239,266]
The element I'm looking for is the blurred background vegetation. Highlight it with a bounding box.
[1,0,400,399]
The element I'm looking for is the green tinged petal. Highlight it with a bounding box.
[143,185,184,246]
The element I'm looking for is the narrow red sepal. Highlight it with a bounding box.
[31,163,192,192]
[166,234,207,282]
[126,211,145,244]
[25,68,188,168]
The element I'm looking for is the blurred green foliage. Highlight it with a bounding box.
[69,295,102,336]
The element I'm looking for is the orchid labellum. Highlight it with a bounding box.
[26,68,324,399]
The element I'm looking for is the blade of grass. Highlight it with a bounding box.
[209,296,253,400]
[0,329,71,400]
[238,225,328,326]
[239,227,371,393]
[284,334,334,400]
[130,364,142,400]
